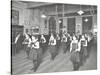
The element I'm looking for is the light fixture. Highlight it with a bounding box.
[77,10,84,15]
[77,4,84,15]
[41,14,46,18]
[41,7,47,18]
[84,18,88,22]
[58,20,62,23]
[93,28,97,33]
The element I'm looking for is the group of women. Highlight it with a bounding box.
[22,32,93,72]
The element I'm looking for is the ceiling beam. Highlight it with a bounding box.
[26,2,54,9]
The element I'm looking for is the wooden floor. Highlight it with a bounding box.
[12,45,97,75]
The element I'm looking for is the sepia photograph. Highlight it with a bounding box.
[11,0,97,75]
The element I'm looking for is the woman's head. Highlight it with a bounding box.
[81,35,85,39]
[72,36,76,40]
[41,34,44,37]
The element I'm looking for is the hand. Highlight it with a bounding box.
[70,49,72,53]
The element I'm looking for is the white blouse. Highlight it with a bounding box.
[41,35,46,43]
[80,38,87,46]
[70,40,81,52]
[61,35,67,42]
[31,41,40,49]
[49,35,56,45]
[15,34,20,44]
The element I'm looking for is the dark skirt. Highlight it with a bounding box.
[29,48,43,62]
[49,45,57,60]
[80,46,88,57]
[83,46,88,57]
[70,51,80,63]
[56,40,61,53]
[25,46,31,57]
[66,41,71,51]
[41,43,47,54]
[56,40,60,48]
[63,42,70,53]
[61,42,66,52]
[79,46,88,65]
[23,44,27,51]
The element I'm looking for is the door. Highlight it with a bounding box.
[11,25,24,56]
[49,16,56,34]
[59,18,63,34]
[82,16,92,34]
[67,18,76,35]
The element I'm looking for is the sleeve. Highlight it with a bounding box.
[44,37,46,43]
[76,42,81,52]
[66,37,67,42]
[28,39,31,47]
[15,34,20,44]
[53,39,56,45]
[70,42,72,52]
[84,40,87,46]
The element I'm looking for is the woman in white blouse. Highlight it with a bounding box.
[30,35,42,72]
[61,34,68,53]
[40,34,47,54]
[79,35,88,65]
[70,36,81,71]
[49,33,57,60]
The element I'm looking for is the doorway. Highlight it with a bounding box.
[67,18,76,35]
[82,16,92,34]
[48,16,56,34]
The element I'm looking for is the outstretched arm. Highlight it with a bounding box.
[70,42,72,52]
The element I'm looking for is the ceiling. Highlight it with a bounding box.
[12,0,97,15]
[18,1,97,9]
[19,1,54,8]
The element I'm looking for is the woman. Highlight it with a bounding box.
[61,34,67,53]
[29,35,43,72]
[86,34,93,57]
[66,33,72,52]
[40,34,47,54]
[22,33,31,58]
[79,35,88,65]
[56,33,61,54]
[14,33,21,54]
[49,33,57,60]
[70,36,81,71]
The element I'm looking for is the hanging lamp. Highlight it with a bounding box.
[77,4,84,15]
[41,7,47,18]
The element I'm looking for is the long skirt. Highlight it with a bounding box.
[61,42,67,53]
[83,46,88,57]
[56,40,60,54]
[26,46,31,58]
[15,43,20,54]
[64,41,70,53]
[29,48,43,62]
[79,46,87,65]
[41,43,47,54]
[23,44,27,51]
[70,51,80,63]
[66,41,71,52]
[87,41,92,57]
[49,45,57,60]
[70,51,80,70]
[29,48,43,71]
